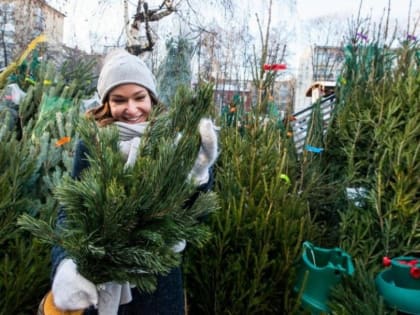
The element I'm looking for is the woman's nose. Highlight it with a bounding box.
[126,99,138,113]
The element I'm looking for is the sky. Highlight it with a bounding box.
[60,0,419,52]
[297,0,415,20]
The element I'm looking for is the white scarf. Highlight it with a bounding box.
[114,121,149,141]
[97,282,133,315]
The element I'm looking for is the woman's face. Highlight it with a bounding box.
[108,84,152,124]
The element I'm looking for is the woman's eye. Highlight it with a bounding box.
[112,99,126,104]
[136,96,146,101]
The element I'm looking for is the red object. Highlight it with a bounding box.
[410,267,420,279]
[383,257,392,267]
[397,259,418,266]
[263,63,287,71]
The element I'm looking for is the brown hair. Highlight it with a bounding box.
[85,98,115,127]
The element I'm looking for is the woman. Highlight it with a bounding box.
[49,49,218,315]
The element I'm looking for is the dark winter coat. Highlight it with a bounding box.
[51,140,214,315]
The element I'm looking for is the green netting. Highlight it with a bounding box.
[32,95,72,138]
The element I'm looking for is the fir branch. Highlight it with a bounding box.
[17,214,59,246]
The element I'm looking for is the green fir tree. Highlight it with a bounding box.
[322,19,420,314]
[156,36,194,107]
[0,45,97,313]
[185,111,321,315]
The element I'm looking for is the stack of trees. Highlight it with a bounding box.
[0,5,418,314]
[184,14,419,315]
[324,26,420,314]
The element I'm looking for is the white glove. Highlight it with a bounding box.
[189,118,219,185]
[52,259,98,310]
[119,137,141,169]
[172,239,186,253]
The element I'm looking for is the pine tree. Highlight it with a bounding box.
[19,84,219,293]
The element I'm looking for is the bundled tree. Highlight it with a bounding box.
[156,36,194,107]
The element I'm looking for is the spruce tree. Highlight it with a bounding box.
[0,122,51,314]
[322,21,420,313]
[184,108,321,314]
[156,36,194,107]
[0,40,97,313]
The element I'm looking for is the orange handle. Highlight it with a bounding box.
[38,291,84,315]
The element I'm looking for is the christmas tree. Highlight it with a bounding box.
[0,37,98,313]
[184,107,321,314]
[156,36,194,107]
[19,84,219,293]
[322,20,420,314]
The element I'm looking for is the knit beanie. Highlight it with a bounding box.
[97,49,158,104]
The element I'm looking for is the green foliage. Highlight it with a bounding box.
[0,51,97,312]
[327,40,420,254]
[0,128,51,314]
[19,84,218,293]
[0,129,37,242]
[329,259,398,315]
[0,237,50,315]
[321,21,420,313]
[157,37,194,107]
[185,115,322,314]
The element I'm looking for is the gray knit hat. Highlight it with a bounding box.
[97,49,158,104]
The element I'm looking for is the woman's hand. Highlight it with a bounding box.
[189,118,219,185]
[52,259,98,310]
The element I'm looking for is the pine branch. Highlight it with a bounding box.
[19,84,218,292]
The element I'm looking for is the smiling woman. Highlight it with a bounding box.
[40,48,219,315]
[108,84,153,124]
[87,49,159,127]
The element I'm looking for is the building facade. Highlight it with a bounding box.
[295,45,344,112]
[0,0,65,67]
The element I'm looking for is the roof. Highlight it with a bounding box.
[305,81,336,97]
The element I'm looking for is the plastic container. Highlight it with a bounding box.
[294,241,355,314]
[375,256,420,315]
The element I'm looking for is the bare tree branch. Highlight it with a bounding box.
[125,0,176,55]
[132,0,176,24]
